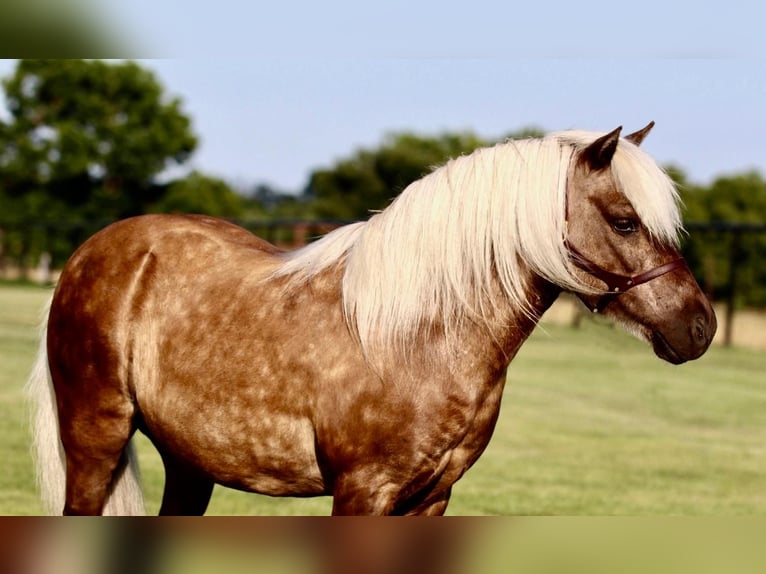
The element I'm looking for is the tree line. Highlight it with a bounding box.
[1,60,764,306]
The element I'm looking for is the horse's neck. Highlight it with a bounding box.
[304,261,561,382]
[461,273,562,374]
[381,273,561,388]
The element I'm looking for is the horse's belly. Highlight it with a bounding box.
[215,416,326,496]
[141,405,326,496]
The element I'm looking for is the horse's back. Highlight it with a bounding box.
[54,213,280,299]
[70,213,282,267]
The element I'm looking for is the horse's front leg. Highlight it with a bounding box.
[330,471,398,515]
[404,488,452,516]
[331,471,452,516]
[319,497,460,574]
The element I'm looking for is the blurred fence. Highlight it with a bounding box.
[1,219,764,347]
[685,222,766,347]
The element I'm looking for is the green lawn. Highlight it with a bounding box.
[2,283,765,515]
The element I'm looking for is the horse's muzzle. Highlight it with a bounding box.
[651,310,717,365]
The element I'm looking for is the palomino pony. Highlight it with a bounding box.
[28,124,716,515]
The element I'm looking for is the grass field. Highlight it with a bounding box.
[2,283,765,515]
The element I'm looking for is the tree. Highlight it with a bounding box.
[0,59,198,271]
[304,131,491,219]
[679,171,766,306]
[0,59,197,220]
[304,128,544,220]
[150,172,244,218]
[246,183,316,219]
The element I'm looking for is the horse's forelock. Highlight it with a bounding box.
[554,130,683,247]
[611,142,683,247]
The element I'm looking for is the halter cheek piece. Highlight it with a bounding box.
[565,240,689,313]
[562,129,688,313]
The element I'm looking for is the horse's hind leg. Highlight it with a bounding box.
[59,404,136,515]
[158,451,214,515]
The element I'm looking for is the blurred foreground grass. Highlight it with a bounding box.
[1,283,765,515]
[7,517,766,574]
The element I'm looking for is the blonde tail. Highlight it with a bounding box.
[26,301,145,515]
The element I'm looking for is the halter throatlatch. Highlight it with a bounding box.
[566,240,688,313]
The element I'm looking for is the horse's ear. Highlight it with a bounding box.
[625,121,655,146]
[581,126,622,170]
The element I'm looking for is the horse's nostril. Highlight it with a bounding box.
[695,320,705,342]
[693,314,711,343]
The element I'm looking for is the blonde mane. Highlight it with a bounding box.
[275,130,682,356]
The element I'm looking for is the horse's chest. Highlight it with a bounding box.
[438,372,507,480]
[327,370,506,493]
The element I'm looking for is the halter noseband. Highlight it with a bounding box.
[565,239,688,313]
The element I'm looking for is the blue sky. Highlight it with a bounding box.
[1,3,765,193]
[127,59,766,191]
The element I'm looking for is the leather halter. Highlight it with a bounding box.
[561,141,688,313]
[565,239,688,312]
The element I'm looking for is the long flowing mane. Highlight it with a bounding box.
[274,131,681,356]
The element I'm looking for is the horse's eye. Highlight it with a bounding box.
[612,218,639,234]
